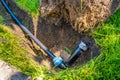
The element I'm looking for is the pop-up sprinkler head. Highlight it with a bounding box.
[53,41,88,68]
[52,41,88,68]
[66,41,88,66]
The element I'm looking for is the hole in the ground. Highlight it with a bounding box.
[1,0,101,70]
[35,18,101,69]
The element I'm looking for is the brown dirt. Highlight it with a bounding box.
[0,0,101,70]
[36,19,101,67]
[40,0,120,33]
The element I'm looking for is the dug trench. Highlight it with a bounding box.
[36,19,101,69]
[0,0,100,70]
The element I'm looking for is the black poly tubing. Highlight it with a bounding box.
[0,0,55,59]
[1,0,88,68]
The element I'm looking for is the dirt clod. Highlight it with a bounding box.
[60,50,70,62]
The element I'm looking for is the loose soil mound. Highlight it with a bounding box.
[40,0,120,32]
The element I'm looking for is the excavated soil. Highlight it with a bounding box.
[40,0,120,33]
[0,0,101,70]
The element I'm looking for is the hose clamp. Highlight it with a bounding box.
[53,56,63,67]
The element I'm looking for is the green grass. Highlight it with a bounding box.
[80,0,83,10]
[0,16,4,24]
[0,25,46,79]
[13,0,39,16]
[44,8,120,80]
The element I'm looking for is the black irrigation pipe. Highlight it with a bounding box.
[0,0,66,68]
[1,0,88,69]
